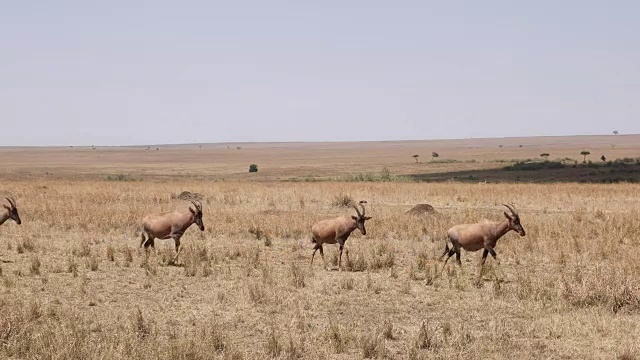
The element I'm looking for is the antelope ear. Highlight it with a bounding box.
[351,216,358,221]
[364,216,372,220]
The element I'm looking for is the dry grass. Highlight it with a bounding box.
[1,138,640,358]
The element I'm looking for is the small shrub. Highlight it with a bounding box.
[105,174,137,181]
[249,164,258,173]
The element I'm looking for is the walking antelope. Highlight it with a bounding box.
[440,203,525,276]
[310,202,371,271]
[140,200,204,262]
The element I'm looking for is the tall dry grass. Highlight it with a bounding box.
[1,180,639,359]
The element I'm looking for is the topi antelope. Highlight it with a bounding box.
[1,197,21,226]
[311,202,371,271]
[440,203,525,276]
[140,200,204,262]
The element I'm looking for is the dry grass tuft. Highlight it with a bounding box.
[265,322,282,357]
[332,192,355,207]
[326,318,349,354]
[29,255,41,276]
[289,261,306,288]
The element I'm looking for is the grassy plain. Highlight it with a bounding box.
[1,135,640,359]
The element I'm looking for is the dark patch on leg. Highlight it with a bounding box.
[311,243,321,265]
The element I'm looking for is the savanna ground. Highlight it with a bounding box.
[1,135,640,359]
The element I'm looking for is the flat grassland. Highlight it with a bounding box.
[1,135,640,359]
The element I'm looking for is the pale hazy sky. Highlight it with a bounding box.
[1,1,639,146]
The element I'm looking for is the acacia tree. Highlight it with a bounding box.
[431,152,439,161]
[412,154,419,163]
[580,150,591,163]
[540,153,550,160]
[613,130,619,135]
[600,155,606,162]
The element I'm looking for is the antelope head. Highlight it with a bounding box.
[351,202,372,235]
[503,203,524,236]
[189,200,205,231]
[4,197,21,225]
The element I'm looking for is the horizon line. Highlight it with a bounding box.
[0,133,633,149]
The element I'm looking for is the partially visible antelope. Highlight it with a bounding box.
[311,202,371,271]
[1,197,21,226]
[140,200,204,262]
[440,203,525,277]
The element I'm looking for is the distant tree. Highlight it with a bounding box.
[613,130,619,135]
[498,144,503,148]
[600,155,606,162]
[249,164,258,173]
[580,150,591,163]
[431,152,439,160]
[412,154,419,163]
[199,145,202,151]
[237,146,242,150]
[156,148,159,151]
[540,153,550,160]
[519,144,523,148]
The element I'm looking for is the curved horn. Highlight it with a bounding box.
[5,197,16,208]
[359,203,366,217]
[189,200,201,211]
[502,203,518,217]
[351,204,362,217]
